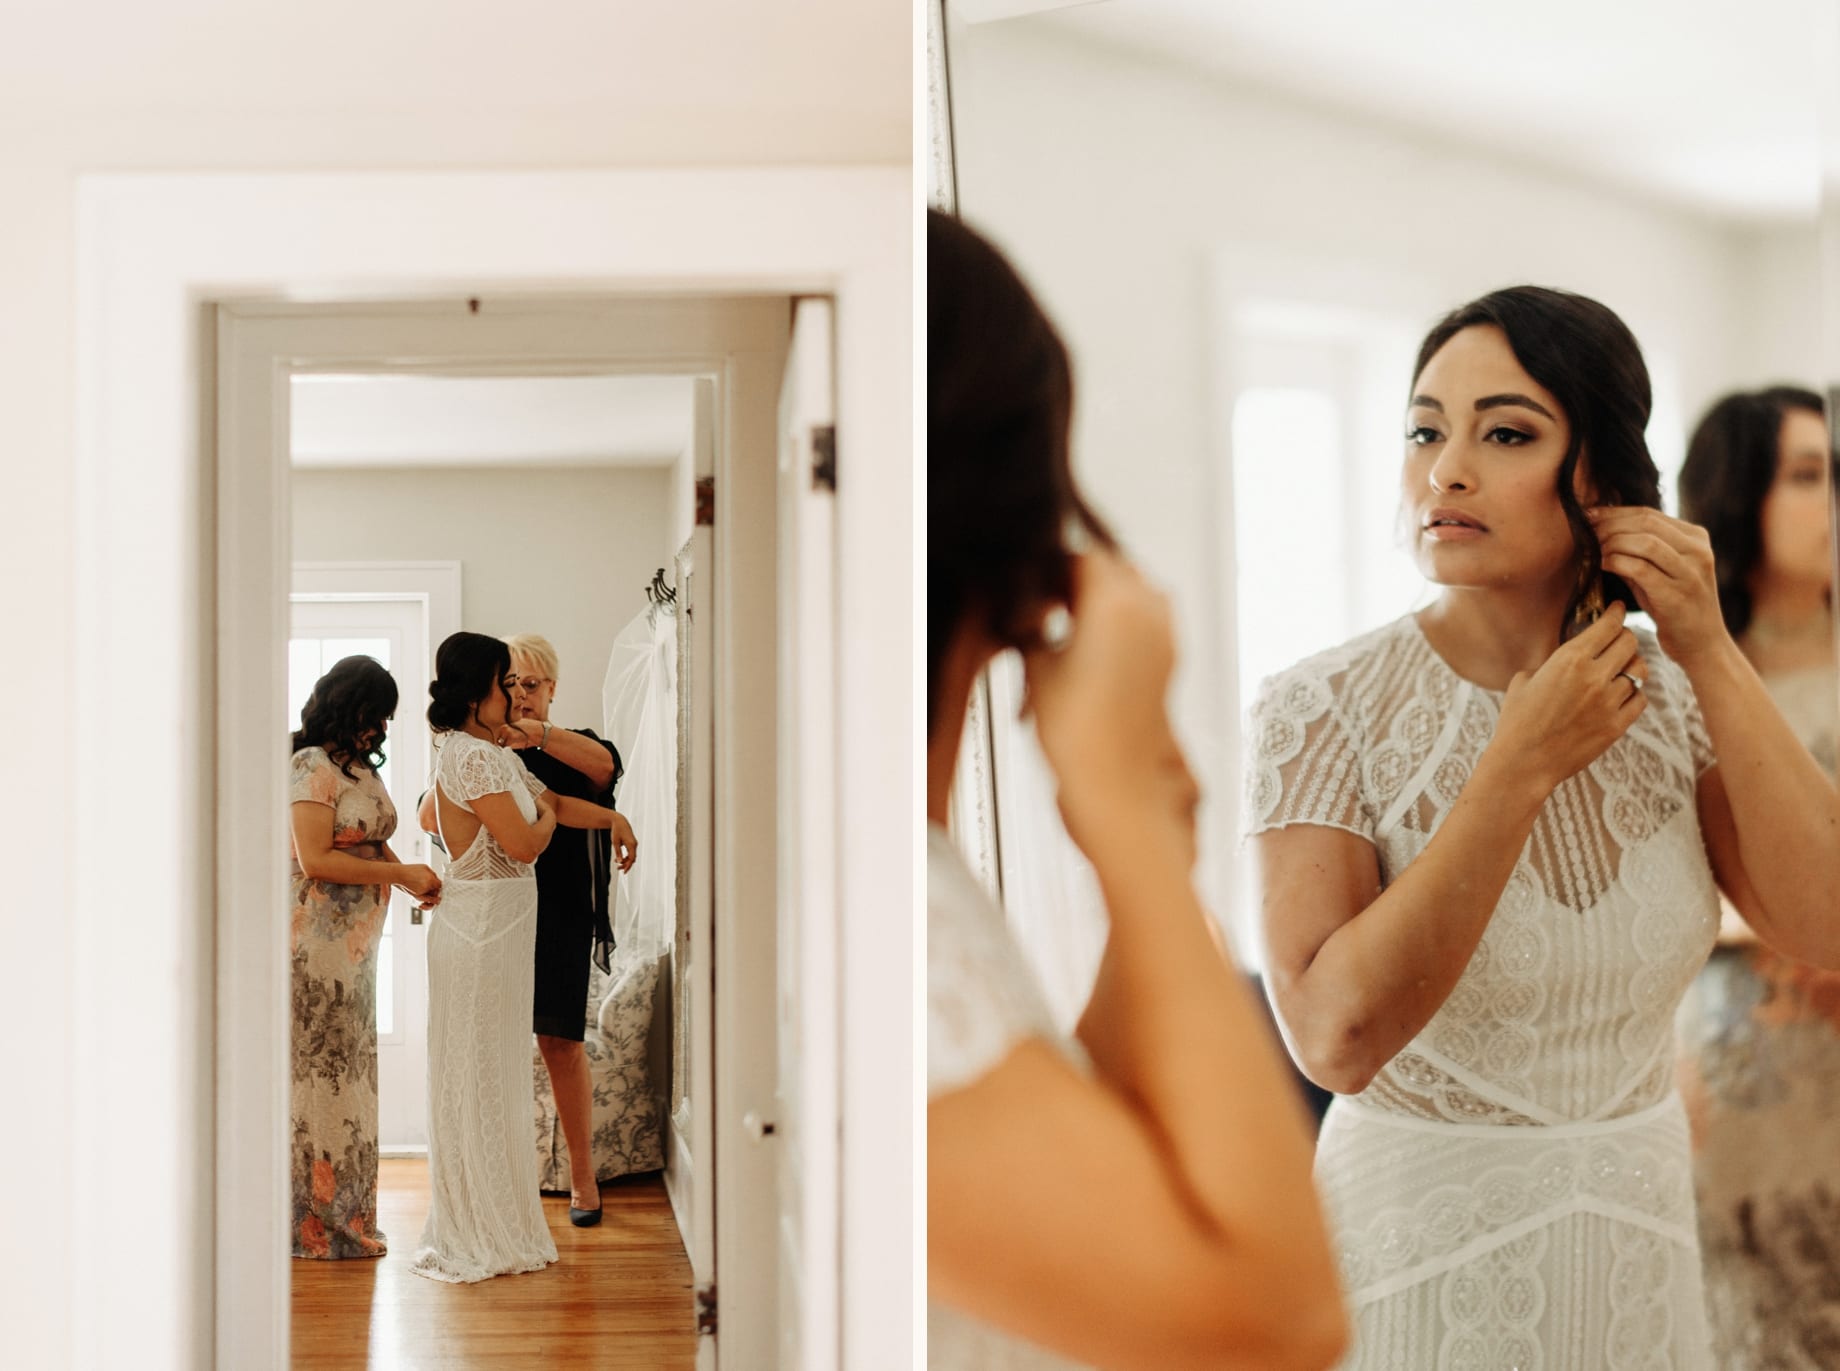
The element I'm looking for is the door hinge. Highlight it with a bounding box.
[696,476,716,527]
[812,424,837,493]
[696,1282,718,1337]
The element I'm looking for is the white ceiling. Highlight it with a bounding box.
[290,374,695,469]
[0,0,907,160]
[1009,0,1821,223]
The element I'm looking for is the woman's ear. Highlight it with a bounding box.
[1579,485,1624,514]
[1570,449,1620,510]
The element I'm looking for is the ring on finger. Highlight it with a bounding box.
[1615,670,1644,692]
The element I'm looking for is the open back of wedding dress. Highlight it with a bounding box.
[411,732,558,1283]
[1247,615,1720,1370]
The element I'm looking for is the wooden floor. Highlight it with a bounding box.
[291,1160,697,1370]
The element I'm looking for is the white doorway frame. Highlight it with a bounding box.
[220,295,786,1368]
[292,562,462,643]
[71,169,910,1371]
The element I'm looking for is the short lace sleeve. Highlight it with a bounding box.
[928,829,1072,1098]
[289,748,343,809]
[441,736,516,809]
[1243,660,1376,841]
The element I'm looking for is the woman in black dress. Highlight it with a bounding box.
[503,633,638,1225]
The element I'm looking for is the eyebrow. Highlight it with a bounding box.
[1409,393,1557,421]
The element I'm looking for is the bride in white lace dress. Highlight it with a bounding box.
[411,632,560,1283]
[1247,287,1840,1369]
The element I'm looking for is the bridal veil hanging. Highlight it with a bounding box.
[530,600,679,1187]
[602,600,679,961]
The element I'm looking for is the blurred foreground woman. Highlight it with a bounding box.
[927,208,1348,1371]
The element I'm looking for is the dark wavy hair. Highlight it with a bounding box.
[427,631,512,733]
[1678,386,1827,637]
[292,655,397,778]
[929,210,1114,730]
[1413,286,1662,640]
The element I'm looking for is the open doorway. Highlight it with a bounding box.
[73,165,907,1371]
[215,294,830,1368]
[287,374,689,1169]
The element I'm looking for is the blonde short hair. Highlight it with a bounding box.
[504,633,560,682]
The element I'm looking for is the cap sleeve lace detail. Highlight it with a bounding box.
[928,829,1081,1099]
[441,735,517,810]
[436,735,537,883]
[1244,653,1377,843]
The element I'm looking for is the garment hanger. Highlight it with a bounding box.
[644,567,677,626]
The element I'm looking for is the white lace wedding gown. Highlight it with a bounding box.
[1247,615,1720,1370]
[410,733,558,1283]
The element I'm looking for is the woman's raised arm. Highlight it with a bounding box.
[1257,607,1645,1094]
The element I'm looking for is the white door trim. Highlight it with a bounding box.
[218,296,784,1368]
[291,561,463,642]
[775,297,841,1371]
[71,168,910,1371]
[678,529,719,1370]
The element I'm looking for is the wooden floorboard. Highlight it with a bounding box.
[291,1159,697,1370]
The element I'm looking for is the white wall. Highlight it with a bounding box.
[292,464,672,719]
[0,7,906,1363]
[1730,223,1826,390]
[949,21,1822,936]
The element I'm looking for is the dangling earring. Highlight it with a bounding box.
[1562,515,1607,644]
[1570,573,1606,636]
[1567,484,1616,640]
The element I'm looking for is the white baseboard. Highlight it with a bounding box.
[380,1145,428,1159]
[664,1127,695,1255]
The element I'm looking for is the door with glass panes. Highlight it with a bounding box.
[287,596,433,1151]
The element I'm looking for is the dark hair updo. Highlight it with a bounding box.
[1678,385,1827,637]
[292,655,398,778]
[427,631,512,733]
[1412,285,1663,639]
[928,209,1114,730]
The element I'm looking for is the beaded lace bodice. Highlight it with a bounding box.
[1247,615,1722,1127]
[435,733,547,884]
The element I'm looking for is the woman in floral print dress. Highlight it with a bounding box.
[1675,387,1840,1366]
[288,655,443,1260]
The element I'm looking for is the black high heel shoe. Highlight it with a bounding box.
[569,1194,603,1227]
